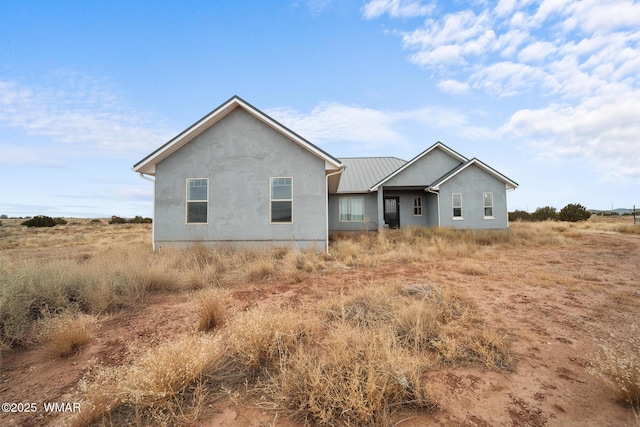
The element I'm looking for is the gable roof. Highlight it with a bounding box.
[133,95,343,175]
[336,157,407,193]
[428,158,519,191]
[368,142,467,191]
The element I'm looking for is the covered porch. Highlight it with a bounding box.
[375,186,439,229]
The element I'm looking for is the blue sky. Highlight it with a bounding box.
[1,0,639,218]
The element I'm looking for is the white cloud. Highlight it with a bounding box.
[362,0,434,19]
[517,41,557,63]
[267,101,484,153]
[365,0,640,187]
[0,75,173,161]
[500,90,640,181]
[437,79,470,94]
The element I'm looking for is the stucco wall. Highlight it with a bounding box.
[328,192,378,232]
[154,107,328,250]
[437,164,509,229]
[384,147,463,187]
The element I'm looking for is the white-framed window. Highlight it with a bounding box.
[483,192,494,218]
[413,196,422,216]
[186,178,208,224]
[270,177,292,223]
[339,197,364,222]
[452,193,463,219]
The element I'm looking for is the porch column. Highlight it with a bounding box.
[377,188,385,230]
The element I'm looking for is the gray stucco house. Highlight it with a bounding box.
[133,96,518,251]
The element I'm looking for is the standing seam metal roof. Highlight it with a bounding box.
[336,157,407,193]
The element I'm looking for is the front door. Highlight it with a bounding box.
[384,197,400,229]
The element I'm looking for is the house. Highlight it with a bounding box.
[133,96,518,251]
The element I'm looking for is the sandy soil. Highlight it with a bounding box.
[1,229,638,426]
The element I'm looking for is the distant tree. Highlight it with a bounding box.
[509,210,532,222]
[22,215,57,227]
[128,216,152,224]
[54,217,68,225]
[531,206,558,221]
[559,203,592,222]
[0,214,7,219]
[108,215,127,224]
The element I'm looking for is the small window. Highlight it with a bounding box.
[271,177,292,223]
[413,196,422,216]
[483,192,494,218]
[452,193,462,219]
[339,197,364,222]
[186,178,208,224]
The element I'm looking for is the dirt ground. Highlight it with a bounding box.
[1,227,639,426]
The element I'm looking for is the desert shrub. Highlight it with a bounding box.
[128,215,152,224]
[196,289,229,331]
[0,247,163,348]
[509,210,532,222]
[21,215,57,227]
[54,217,68,225]
[108,215,127,224]
[275,323,435,426]
[41,313,95,357]
[558,203,592,222]
[590,328,640,409]
[227,306,314,373]
[76,334,226,426]
[531,206,558,221]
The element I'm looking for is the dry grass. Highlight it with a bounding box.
[195,289,229,331]
[275,323,436,426]
[590,326,640,409]
[73,333,226,426]
[41,313,95,358]
[4,217,638,425]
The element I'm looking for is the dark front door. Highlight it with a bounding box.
[384,197,400,229]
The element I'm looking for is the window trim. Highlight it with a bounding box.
[452,192,463,220]
[483,192,495,219]
[339,196,365,222]
[186,178,208,224]
[270,176,293,224]
[413,196,423,216]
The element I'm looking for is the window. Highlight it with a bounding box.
[483,192,494,218]
[186,178,208,223]
[270,177,292,223]
[452,193,462,219]
[413,196,422,216]
[339,197,364,222]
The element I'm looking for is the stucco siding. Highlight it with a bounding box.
[154,108,327,249]
[328,193,378,232]
[437,164,509,229]
[384,148,463,187]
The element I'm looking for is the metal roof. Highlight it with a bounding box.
[336,157,407,193]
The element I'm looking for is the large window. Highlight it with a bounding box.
[413,196,422,216]
[483,192,494,218]
[339,197,364,222]
[186,178,208,224]
[270,177,292,223]
[452,193,463,219]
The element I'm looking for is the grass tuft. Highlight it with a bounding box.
[590,327,640,409]
[42,313,95,358]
